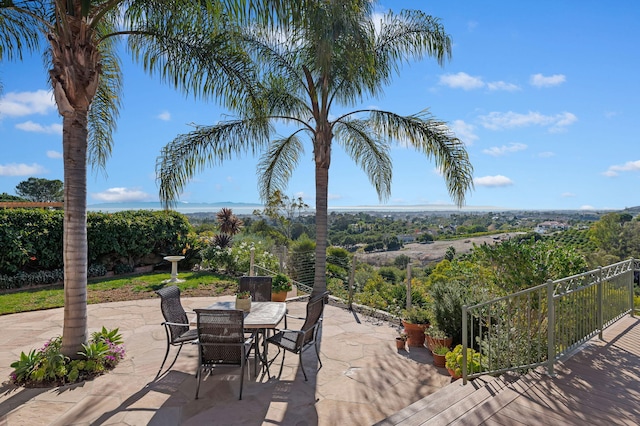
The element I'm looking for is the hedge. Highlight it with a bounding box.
[0,209,195,281]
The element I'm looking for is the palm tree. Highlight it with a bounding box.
[0,0,289,357]
[157,1,474,298]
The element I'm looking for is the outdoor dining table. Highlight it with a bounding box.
[194,300,287,376]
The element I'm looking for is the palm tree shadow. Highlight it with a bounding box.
[91,371,192,425]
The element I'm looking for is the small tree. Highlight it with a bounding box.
[15,177,63,202]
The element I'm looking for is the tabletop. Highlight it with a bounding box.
[200,301,287,329]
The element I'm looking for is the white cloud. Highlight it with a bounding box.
[0,163,47,176]
[562,192,576,198]
[91,187,152,202]
[482,143,527,157]
[15,121,63,134]
[478,111,577,132]
[47,150,63,159]
[450,120,478,145]
[530,73,566,88]
[538,151,555,158]
[474,175,513,187]
[579,205,595,210]
[487,81,520,92]
[439,72,484,90]
[602,160,640,177]
[328,193,342,200]
[0,90,56,118]
[157,111,171,121]
[439,72,518,92]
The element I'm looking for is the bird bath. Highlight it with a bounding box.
[163,255,186,283]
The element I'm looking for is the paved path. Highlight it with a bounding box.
[0,297,452,425]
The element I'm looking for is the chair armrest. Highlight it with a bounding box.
[162,321,191,327]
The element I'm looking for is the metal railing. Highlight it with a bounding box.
[461,258,638,384]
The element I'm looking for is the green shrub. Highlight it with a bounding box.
[272,273,292,292]
[445,344,483,377]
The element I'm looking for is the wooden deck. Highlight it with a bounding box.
[377,315,640,425]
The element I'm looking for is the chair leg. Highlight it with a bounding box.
[195,367,202,399]
[239,356,245,400]
[277,349,286,379]
[315,340,323,370]
[299,351,308,381]
[155,342,183,380]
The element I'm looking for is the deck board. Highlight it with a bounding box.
[381,315,640,425]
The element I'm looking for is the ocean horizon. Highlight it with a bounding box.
[85,201,596,215]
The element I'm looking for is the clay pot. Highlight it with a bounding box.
[401,320,429,347]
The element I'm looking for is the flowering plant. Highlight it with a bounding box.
[236,290,251,299]
[10,327,125,387]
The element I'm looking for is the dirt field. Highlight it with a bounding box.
[357,232,525,267]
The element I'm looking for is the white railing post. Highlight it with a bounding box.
[546,279,555,377]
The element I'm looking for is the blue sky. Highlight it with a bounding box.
[1,1,639,211]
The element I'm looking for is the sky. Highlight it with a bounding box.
[1,1,639,212]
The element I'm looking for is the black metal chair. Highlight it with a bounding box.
[266,291,329,381]
[155,286,198,379]
[238,276,273,301]
[194,309,257,400]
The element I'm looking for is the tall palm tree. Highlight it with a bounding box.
[0,0,288,356]
[156,1,474,298]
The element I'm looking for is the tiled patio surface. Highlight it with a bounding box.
[0,296,453,425]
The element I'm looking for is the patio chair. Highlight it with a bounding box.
[238,276,273,302]
[155,285,198,379]
[266,291,329,381]
[194,309,257,400]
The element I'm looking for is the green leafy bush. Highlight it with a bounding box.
[272,273,292,292]
[10,328,125,387]
[445,344,483,377]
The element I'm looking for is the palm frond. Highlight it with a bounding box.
[0,1,43,61]
[127,9,260,112]
[157,118,271,207]
[334,119,392,201]
[366,109,474,207]
[257,132,305,201]
[88,13,122,174]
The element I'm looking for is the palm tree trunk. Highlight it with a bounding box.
[313,163,328,298]
[60,112,89,358]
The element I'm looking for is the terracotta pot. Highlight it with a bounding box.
[271,290,288,302]
[426,335,453,353]
[447,367,461,380]
[401,320,429,347]
[395,337,406,350]
[432,352,446,367]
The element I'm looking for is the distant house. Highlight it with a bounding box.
[534,221,570,234]
[398,234,415,243]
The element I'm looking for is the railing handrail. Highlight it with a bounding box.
[462,258,637,384]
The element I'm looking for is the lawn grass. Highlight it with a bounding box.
[0,271,239,315]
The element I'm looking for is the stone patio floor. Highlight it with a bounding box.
[0,296,453,425]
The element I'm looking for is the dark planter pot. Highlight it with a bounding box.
[401,320,429,347]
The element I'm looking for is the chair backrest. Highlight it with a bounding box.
[195,309,245,365]
[239,276,272,302]
[299,292,329,347]
[156,286,189,342]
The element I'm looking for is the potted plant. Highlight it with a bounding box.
[395,332,408,350]
[271,273,293,302]
[431,343,449,367]
[424,325,453,353]
[444,344,483,380]
[235,290,252,311]
[401,306,430,347]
